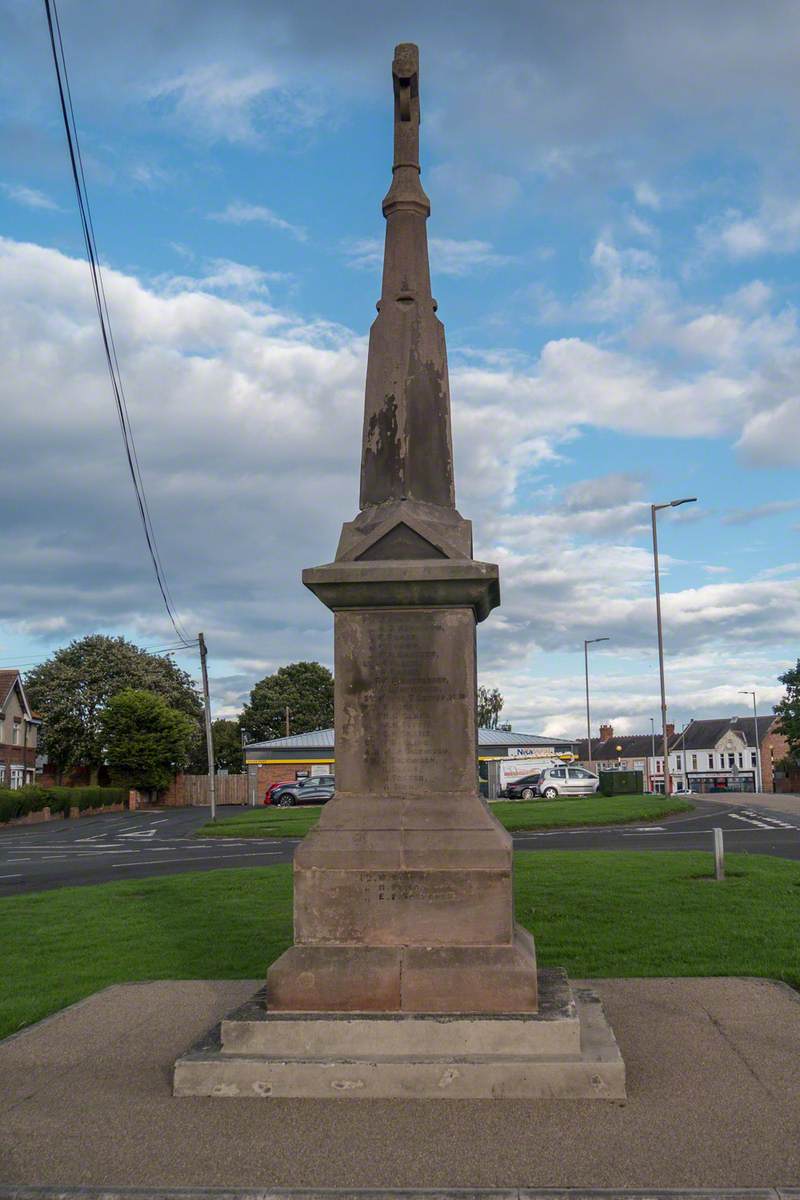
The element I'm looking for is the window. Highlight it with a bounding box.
[550,768,566,778]
[738,752,743,768]
[708,754,714,769]
[728,753,735,769]
[692,754,698,770]
[751,752,757,767]
[675,755,682,770]
[657,760,663,773]
[10,766,23,789]
[0,765,4,783]
[11,723,19,745]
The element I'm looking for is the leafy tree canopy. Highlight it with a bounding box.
[241,662,334,743]
[187,717,245,775]
[100,689,196,792]
[25,635,202,780]
[477,685,504,730]
[775,659,800,765]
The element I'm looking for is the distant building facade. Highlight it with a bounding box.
[0,670,40,789]
[578,716,783,793]
[244,727,579,803]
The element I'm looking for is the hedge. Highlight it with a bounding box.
[0,785,128,825]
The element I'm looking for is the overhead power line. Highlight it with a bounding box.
[43,0,192,648]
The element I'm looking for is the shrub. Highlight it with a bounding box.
[0,785,127,823]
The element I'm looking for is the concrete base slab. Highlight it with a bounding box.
[2,978,800,1189]
[172,971,624,1099]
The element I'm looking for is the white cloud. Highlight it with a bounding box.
[2,183,60,211]
[722,499,800,526]
[1,235,798,721]
[209,201,307,242]
[702,197,800,260]
[634,181,660,210]
[157,258,292,297]
[147,64,323,145]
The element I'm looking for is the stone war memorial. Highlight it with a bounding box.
[174,43,625,1101]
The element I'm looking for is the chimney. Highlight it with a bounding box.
[665,723,675,739]
[599,724,613,741]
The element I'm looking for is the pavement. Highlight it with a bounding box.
[1,977,799,1191]
[2,795,800,896]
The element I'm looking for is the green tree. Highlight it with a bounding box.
[241,662,334,742]
[187,718,245,774]
[25,635,203,782]
[775,660,800,765]
[477,685,504,729]
[101,689,196,792]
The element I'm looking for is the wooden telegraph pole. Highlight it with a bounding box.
[198,632,216,821]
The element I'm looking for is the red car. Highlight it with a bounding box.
[264,779,299,805]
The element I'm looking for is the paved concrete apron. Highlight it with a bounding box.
[1,977,799,1190]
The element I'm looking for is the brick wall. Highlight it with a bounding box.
[762,727,787,791]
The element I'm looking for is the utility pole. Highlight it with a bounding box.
[584,637,609,769]
[650,716,656,792]
[739,690,762,793]
[198,632,216,821]
[651,497,697,795]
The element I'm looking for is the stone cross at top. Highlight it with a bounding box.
[392,43,421,172]
[359,43,456,513]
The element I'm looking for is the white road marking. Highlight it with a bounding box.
[729,813,775,829]
[112,851,283,867]
[119,830,157,839]
[0,872,23,878]
[740,809,796,829]
[633,826,666,832]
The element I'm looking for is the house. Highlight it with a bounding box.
[676,716,781,793]
[578,716,784,794]
[244,726,579,803]
[576,724,672,791]
[0,670,40,789]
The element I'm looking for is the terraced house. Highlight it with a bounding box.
[0,670,40,789]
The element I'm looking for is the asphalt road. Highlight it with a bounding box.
[1,796,799,896]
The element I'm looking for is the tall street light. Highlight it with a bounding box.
[584,637,610,770]
[651,497,697,794]
[739,690,762,793]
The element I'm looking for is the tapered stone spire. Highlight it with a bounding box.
[360,42,455,511]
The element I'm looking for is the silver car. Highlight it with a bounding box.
[537,765,600,799]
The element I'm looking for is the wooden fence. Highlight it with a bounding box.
[168,773,248,807]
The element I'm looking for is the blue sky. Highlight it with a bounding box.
[0,0,798,735]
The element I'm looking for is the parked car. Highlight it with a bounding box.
[537,765,600,799]
[505,772,544,800]
[272,775,335,807]
[264,779,297,805]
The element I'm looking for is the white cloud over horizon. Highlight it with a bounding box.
[0,233,798,730]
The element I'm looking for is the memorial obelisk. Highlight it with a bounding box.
[266,41,538,1014]
[174,44,625,1098]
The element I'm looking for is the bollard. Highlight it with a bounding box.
[713,826,725,881]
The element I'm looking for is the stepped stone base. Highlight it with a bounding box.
[173,969,626,1100]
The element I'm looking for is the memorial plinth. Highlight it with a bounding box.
[174,42,625,1100]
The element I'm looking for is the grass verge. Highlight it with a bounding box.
[1,850,797,1039]
[196,794,693,839]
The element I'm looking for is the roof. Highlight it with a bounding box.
[679,716,775,751]
[575,734,660,761]
[245,726,575,753]
[0,669,33,719]
[575,715,777,760]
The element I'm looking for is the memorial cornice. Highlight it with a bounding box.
[302,558,500,622]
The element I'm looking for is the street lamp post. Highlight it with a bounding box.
[651,497,697,795]
[739,690,762,793]
[584,637,610,770]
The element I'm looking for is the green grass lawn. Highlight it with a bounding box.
[197,794,693,839]
[1,850,798,1040]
